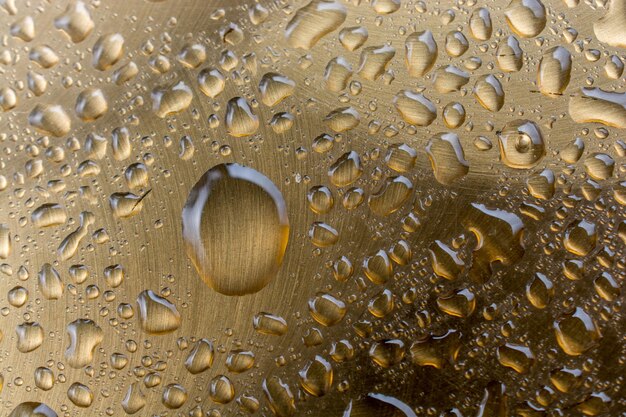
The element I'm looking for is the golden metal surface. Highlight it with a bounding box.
[0,0,624,415]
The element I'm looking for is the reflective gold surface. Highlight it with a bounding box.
[0,0,625,415]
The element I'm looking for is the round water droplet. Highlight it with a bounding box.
[182,164,289,296]
[497,119,545,169]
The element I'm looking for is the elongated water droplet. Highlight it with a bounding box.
[568,88,626,128]
[285,0,347,50]
[474,74,504,112]
[65,318,103,368]
[92,33,124,70]
[393,90,436,126]
[404,30,437,77]
[537,46,571,97]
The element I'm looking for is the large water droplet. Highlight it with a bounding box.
[182,163,289,295]
[285,0,347,50]
[497,119,545,169]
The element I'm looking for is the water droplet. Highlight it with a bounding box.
[429,240,464,280]
[497,35,523,72]
[368,175,413,216]
[393,90,436,126]
[497,343,535,374]
[65,318,103,368]
[253,312,288,336]
[554,307,601,356]
[437,288,476,318]
[497,119,545,169]
[151,81,192,118]
[136,290,181,334]
[184,338,214,374]
[299,355,332,396]
[363,249,393,284]
[29,45,59,68]
[308,293,346,326]
[593,272,620,301]
[307,185,334,214]
[259,72,296,106]
[162,383,187,409]
[263,376,296,417]
[433,65,470,93]
[75,88,108,121]
[369,339,405,367]
[109,192,144,218]
[474,74,504,112]
[308,222,339,247]
[358,45,396,80]
[16,322,44,353]
[325,106,360,132]
[537,46,571,97]
[34,367,54,391]
[463,203,525,282]
[526,169,555,200]
[122,382,146,414]
[285,0,347,50]
[339,26,368,51]
[328,151,363,187]
[32,203,66,228]
[593,0,626,48]
[10,16,35,41]
[0,87,17,111]
[178,43,206,68]
[504,0,546,38]
[526,272,554,309]
[568,88,626,128]
[368,289,394,317]
[182,163,289,295]
[92,33,124,70]
[225,97,259,137]
[38,263,63,300]
[226,350,255,373]
[28,104,71,137]
[469,8,492,40]
[209,375,235,404]
[404,30,437,77]
[324,57,353,92]
[411,330,461,370]
[9,402,57,417]
[67,382,93,408]
[54,1,94,43]
[583,153,614,180]
[445,30,468,57]
[426,132,469,184]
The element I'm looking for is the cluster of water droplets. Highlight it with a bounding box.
[0,0,625,415]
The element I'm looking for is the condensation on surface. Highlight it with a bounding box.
[0,0,624,416]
